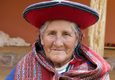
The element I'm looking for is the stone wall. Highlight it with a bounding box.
[0,46,31,68]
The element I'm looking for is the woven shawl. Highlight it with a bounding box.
[14,45,110,80]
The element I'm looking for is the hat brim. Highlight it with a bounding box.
[23,1,99,29]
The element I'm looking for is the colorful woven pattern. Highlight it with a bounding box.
[14,45,110,80]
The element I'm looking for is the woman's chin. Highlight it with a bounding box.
[47,51,71,66]
[50,56,67,65]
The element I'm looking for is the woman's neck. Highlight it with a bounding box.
[54,58,73,68]
[55,62,69,74]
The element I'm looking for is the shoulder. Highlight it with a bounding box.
[5,67,16,80]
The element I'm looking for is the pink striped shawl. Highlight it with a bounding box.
[14,45,110,80]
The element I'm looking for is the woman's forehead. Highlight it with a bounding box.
[46,20,74,31]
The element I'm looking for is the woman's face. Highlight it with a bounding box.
[41,20,78,68]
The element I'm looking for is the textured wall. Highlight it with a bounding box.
[0,46,31,68]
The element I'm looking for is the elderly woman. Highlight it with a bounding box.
[6,0,110,80]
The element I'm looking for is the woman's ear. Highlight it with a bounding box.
[75,39,79,47]
[40,35,44,45]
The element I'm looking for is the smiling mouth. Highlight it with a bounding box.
[51,49,64,51]
[52,50,63,51]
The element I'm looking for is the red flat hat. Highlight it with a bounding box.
[23,0,99,29]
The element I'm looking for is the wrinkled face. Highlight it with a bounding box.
[40,20,78,67]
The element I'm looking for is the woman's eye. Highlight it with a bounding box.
[63,32,71,36]
[48,31,56,35]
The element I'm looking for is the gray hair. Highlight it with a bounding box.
[39,21,51,37]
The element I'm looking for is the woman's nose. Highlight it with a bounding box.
[53,37,63,47]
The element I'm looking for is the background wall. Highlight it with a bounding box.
[105,0,115,44]
[0,0,114,44]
